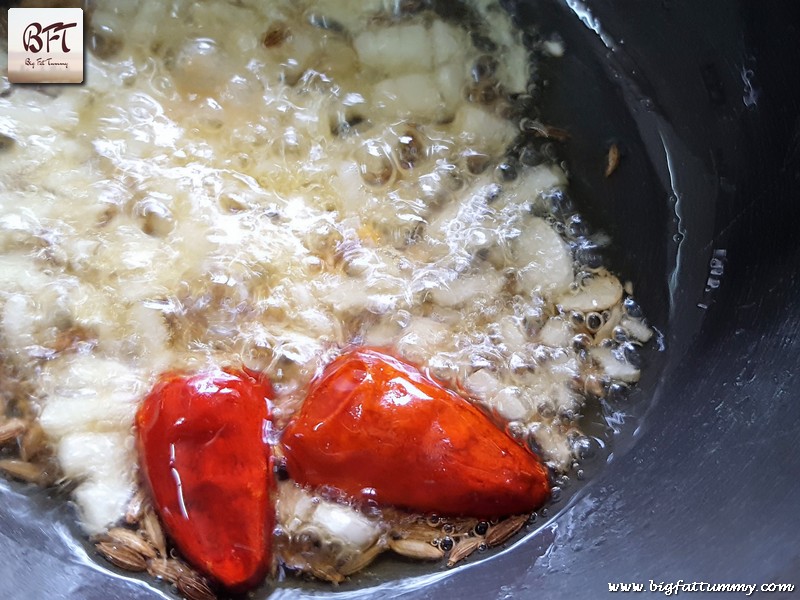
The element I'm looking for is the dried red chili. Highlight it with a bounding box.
[136,368,274,591]
[282,348,550,518]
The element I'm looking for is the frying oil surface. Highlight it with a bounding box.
[0,0,650,585]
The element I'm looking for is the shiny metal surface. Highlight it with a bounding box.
[1,1,799,598]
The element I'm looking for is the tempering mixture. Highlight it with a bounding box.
[0,0,652,596]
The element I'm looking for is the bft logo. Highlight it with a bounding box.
[23,21,78,54]
[7,8,84,84]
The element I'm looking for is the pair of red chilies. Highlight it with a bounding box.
[136,347,551,591]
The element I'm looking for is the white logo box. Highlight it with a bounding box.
[7,7,84,84]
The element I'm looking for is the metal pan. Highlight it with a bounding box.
[1,1,798,598]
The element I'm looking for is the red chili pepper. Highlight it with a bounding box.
[282,348,550,518]
[135,368,274,591]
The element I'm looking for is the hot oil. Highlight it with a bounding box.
[0,0,655,595]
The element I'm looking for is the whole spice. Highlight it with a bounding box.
[282,348,551,518]
[136,368,275,591]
